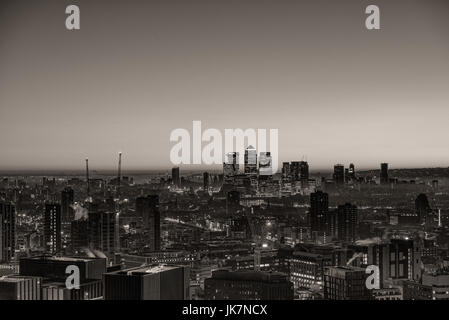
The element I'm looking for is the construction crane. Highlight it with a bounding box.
[115,152,122,254]
[117,152,122,199]
[85,158,90,200]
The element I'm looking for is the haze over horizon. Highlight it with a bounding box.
[1,0,449,171]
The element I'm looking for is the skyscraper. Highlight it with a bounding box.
[0,202,16,263]
[380,163,389,185]
[244,145,258,176]
[290,161,300,181]
[310,191,329,233]
[258,152,272,177]
[336,203,358,243]
[223,152,239,180]
[61,187,74,223]
[299,161,309,187]
[88,202,116,255]
[172,167,180,187]
[71,219,89,252]
[282,162,291,181]
[135,195,161,252]
[44,203,61,254]
[348,163,356,178]
[333,164,345,185]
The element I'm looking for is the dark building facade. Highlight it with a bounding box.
[324,266,371,300]
[44,203,61,254]
[61,187,74,223]
[204,270,294,300]
[0,202,16,263]
[380,163,389,185]
[172,167,180,187]
[336,203,358,243]
[310,191,328,234]
[333,164,345,185]
[104,265,190,300]
[135,195,161,252]
[0,275,41,300]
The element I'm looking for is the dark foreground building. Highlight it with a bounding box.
[204,270,294,300]
[19,256,106,300]
[104,265,190,300]
[324,266,371,300]
[0,275,41,300]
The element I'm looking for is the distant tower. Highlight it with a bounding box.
[336,203,358,243]
[299,161,309,188]
[333,164,345,185]
[349,163,356,178]
[244,146,258,176]
[223,152,239,181]
[310,191,328,233]
[44,203,62,254]
[258,152,273,177]
[61,187,74,222]
[380,163,389,185]
[135,195,161,251]
[282,162,291,181]
[172,167,180,187]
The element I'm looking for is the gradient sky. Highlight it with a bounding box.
[0,0,448,172]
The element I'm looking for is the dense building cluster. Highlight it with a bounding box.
[1,155,449,300]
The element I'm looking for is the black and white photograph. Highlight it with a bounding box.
[1,0,449,312]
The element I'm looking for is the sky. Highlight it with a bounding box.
[0,0,448,172]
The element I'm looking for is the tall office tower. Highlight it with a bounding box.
[336,203,358,243]
[349,163,356,178]
[282,162,291,180]
[135,195,161,252]
[310,191,329,233]
[203,172,209,190]
[71,219,89,252]
[290,161,300,181]
[380,163,389,184]
[258,152,272,177]
[61,187,74,223]
[88,203,116,255]
[415,193,431,224]
[333,164,345,185]
[171,167,180,187]
[324,266,371,300]
[389,238,422,282]
[204,270,294,300]
[104,265,190,300]
[244,145,258,175]
[299,161,309,187]
[226,191,240,215]
[223,152,239,178]
[44,203,61,254]
[0,202,16,263]
[325,209,337,239]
